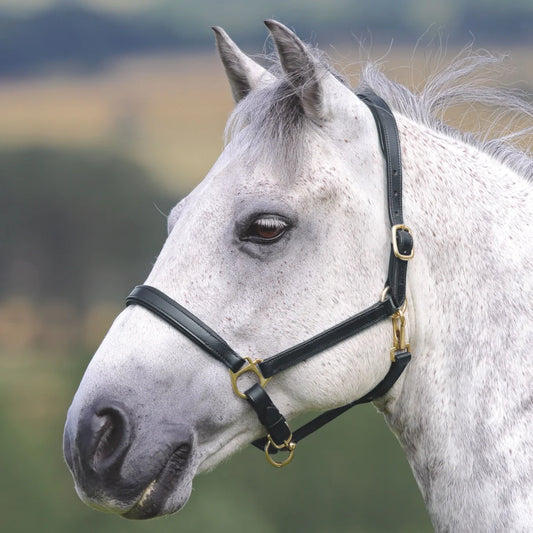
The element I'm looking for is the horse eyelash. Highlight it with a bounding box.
[254,217,286,230]
[242,216,289,243]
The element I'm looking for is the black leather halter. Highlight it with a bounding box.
[126,90,414,467]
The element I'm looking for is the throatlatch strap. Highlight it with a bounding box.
[251,350,411,452]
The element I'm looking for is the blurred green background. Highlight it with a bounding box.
[1,1,531,532]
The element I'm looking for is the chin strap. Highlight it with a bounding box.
[249,352,412,454]
[125,89,414,468]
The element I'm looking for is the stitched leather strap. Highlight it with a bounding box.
[357,90,413,307]
[127,285,397,379]
[126,285,245,373]
[258,298,396,378]
[386,237,411,307]
[357,91,403,227]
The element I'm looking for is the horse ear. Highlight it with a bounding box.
[264,20,326,122]
[212,26,275,103]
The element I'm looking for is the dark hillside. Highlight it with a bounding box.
[0,5,182,75]
[0,147,174,308]
[0,3,531,77]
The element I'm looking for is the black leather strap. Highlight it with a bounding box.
[258,298,396,378]
[245,384,292,447]
[357,90,413,308]
[126,285,245,373]
[251,349,411,452]
[386,238,411,307]
[357,91,403,227]
[127,284,397,379]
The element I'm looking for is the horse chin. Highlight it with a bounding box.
[121,444,196,520]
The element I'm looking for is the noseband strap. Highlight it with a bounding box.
[126,89,414,467]
[126,284,244,373]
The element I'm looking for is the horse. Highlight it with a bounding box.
[63,20,533,531]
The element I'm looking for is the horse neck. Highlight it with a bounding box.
[383,117,533,531]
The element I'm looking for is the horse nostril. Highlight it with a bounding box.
[93,408,128,469]
[77,402,133,478]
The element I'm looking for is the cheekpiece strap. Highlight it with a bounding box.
[357,91,403,227]
[258,298,396,378]
[251,349,411,452]
[357,90,414,308]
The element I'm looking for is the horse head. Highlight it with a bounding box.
[63,20,404,519]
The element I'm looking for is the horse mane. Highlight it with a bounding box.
[224,80,308,179]
[226,47,533,181]
[358,49,533,181]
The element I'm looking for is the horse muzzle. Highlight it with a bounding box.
[63,397,196,519]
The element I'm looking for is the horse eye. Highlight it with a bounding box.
[243,216,289,243]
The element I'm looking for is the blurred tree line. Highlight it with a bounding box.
[0,147,175,348]
[0,0,531,75]
[0,147,173,306]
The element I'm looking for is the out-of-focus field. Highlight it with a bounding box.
[0,53,234,193]
[1,46,531,533]
[1,46,530,193]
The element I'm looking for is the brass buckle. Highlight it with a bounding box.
[391,224,414,261]
[390,299,410,361]
[230,357,271,400]
[264,434,296,468]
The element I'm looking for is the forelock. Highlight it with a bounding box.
[224,48,348,180]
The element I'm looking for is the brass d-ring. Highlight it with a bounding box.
[264,438,296,468]
[230,357,270,399]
